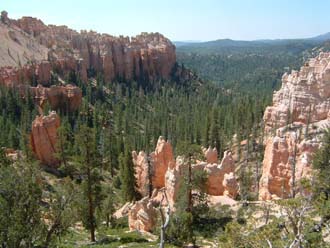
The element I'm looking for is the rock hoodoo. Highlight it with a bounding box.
[129,139,238,232]
[132,137,238,203]
[30,111,60,167]
[1,12,176,84]
[132,151,150,197]
[259,52,330,200]
[150,136,175,188]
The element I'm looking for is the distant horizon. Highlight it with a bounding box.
[2,0,330,41]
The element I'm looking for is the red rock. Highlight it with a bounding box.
[128,197,157,232]
[264,52,330,133]
[150,136,175,188]
[35,61,51,85]
[259,53,330,200]
[203,151,236,195]
[132,151,150,196]
[30,111,60,167]
[165,156,185,208]
[223,172,239,198]
[2,12,177,86]
[202,146,218,164]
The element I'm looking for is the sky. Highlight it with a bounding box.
[2,0,330,41]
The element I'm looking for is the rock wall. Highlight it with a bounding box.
[9,14,176,84]
[0,11,177,114]
[30,111,60,167]
[263,52,330,133]
[259,52,330,200]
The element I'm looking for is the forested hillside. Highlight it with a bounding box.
[1,9,330,248]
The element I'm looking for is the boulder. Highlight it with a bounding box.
[30,111,60,167]
[128,197,157,232]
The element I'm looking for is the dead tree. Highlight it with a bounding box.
[159,190,171,248]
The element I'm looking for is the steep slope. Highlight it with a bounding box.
[259,52,330,200]
[1,11,176,84]
[0,11,48,67]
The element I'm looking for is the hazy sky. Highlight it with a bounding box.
[2,0,330,41]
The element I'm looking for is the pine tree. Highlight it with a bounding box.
[74,125,102,242]
[119,147,138,202]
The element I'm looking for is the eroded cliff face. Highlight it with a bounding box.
[0,11,177,114]
[259,52,330,200]
[30,111,60,167]
[8,13,176,84]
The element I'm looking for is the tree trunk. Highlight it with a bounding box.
[87,166,96,242]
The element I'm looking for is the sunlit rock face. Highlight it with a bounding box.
[202,146,218,164]
[132,151,150,197]
[11,14,176,83]
[130,140,239,232]
[263,52,330,133]
[128,197,157,232]
[30,111,60,167]
[259,52,330,200]
[200,151,236,196]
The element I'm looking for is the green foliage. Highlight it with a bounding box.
[313,130,330,194]
[119,148,139,202]
[73,125,103,241]
[0,159,45,247]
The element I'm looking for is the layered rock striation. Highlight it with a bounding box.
[259,52,330,200]
[0,11,178,114]
[3,12,176,84]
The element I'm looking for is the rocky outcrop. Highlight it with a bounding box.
[33,84,82,112]
[132,136,175,197]
[0,61,51,87]
[132,151,150,197]
[8,13,176,84]
[30,111,60,167]
[259,52,330,200]
[201,151,236,195]
[133,138,237,201]
[223,172,239,198]
[264,52,330,133]
[128,197,157,232]
[15,84,82,112]
[150,136,175,188]
[165,156,184,207]
[130,139,238,232]
[202,146,218,164]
